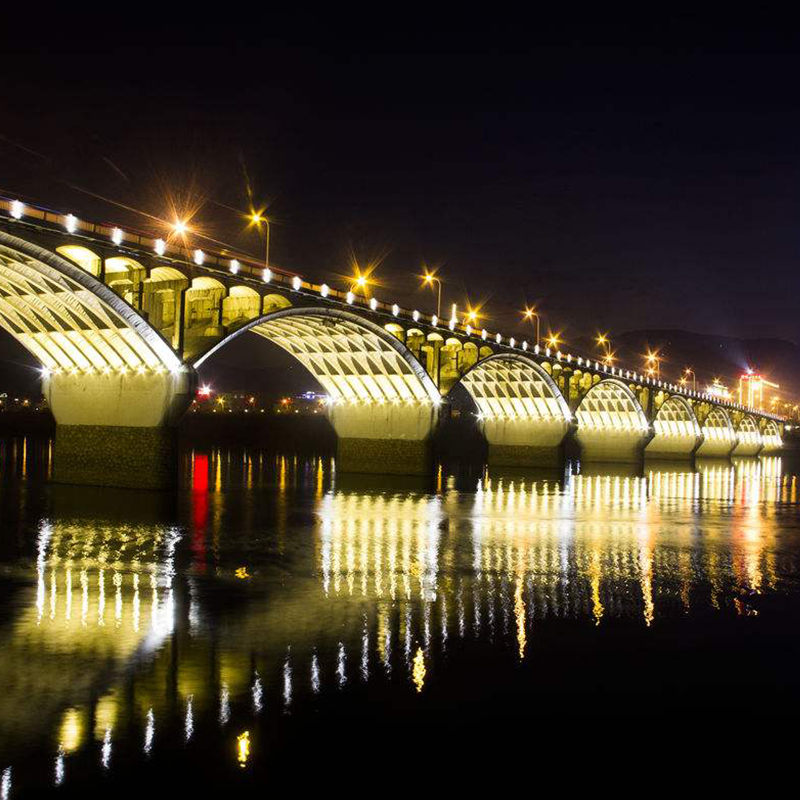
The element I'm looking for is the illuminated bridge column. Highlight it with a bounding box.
[457,355,572,467]
[44,368,195,489]
[328,399,440,475]
[574,379,652,464]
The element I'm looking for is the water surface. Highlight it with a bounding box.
[1,437,799,795]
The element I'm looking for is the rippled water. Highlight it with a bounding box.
[1,436,799,795]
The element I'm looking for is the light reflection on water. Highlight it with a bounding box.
[1,438,799,793]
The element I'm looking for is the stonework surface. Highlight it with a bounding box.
[488,443,564,468]
[337,437,434,476]
[53,425,178,489]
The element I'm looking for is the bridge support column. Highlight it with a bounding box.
[329,400,439,476]
[645,433,701,461]
[575,429,650,465]
[482,419,570,469]
[44,368,195,489]
[695,437,735,458]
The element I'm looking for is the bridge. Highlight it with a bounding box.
[0,197,785,488]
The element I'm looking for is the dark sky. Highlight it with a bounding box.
[2,19,800,372]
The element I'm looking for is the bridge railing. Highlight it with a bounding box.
[0,196,785,424]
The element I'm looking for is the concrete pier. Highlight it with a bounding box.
[44,369,194,489]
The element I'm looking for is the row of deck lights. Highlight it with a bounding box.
[3,198,781,420]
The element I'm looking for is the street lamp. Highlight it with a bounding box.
[546,332,562,349]
[251,212,270,272]
[645,351,660,379]
[683,367,696,391]
[421,271,442,318]
[523,307,541,348]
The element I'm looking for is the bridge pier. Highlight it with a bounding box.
[575,429,651,465]
[731,439,763,458]
[644,432,701,461]
[482,418,569,468]
[695,437,735,458]
[44,368,195,489]
[328,399,439,476]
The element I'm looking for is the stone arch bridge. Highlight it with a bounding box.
[0,200,784,488]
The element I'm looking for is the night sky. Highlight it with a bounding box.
[2,21,800,388]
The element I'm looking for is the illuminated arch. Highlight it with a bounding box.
[193,307,440,404]
[653,395,701,437]
[761,419,782,453]
[0,230,181,371]
[56,245,102,277]
[262,293,292,314]
[704,406,734,438]
[104,256,146,304]
[453,353,571,423]
[222,285,261,329]
[575,379,648,432]
[646,394,701,458]
[147,266,189,284]
[695,406,736,458]
[733,413,763,456]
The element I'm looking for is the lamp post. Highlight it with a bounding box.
[683,368,696,391]
[422,272,442,318]
[251,212,270,272]
[523,308,541,348]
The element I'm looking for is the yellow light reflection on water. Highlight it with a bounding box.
[237,731,251,768]
[412,647,426,692]
[59,708,83,754]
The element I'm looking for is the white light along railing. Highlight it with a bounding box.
[0,196,785,422]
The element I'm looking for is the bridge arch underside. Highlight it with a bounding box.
[760,419,782,455]
[199,308,442,475]
[695,407,736,458]
[732,414,764,457]
[0,233,194,489]
[645,395,702,460]
[456,354,572,467]
[574,379,651,464]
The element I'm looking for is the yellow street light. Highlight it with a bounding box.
[421,271,442,317]
[351,269,371,295]
[596,332,609,348]
[250,211,270,272]
[546,332,562,349]
[644,350,661,379]
[523,307,541,348]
